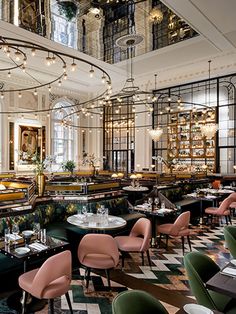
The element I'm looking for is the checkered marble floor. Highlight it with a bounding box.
[1,221,233,314]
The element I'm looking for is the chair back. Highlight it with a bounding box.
[130,218,151,252]
[30,250,71,299]
[170,211,190,236]
[224,226,236,258]
[78,234,119,267]
[112,290,168,314]
[184,252,230,311]
[217,196,232,214]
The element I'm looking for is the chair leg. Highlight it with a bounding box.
[21,290,27,314]
[229,215,232,225]
[49,299,54,314]
[166,235,169,249]
[225,215,228,225]
[158,233,162,248]
[85,267,91,288]
[181,237,185,255]
[187,235,192,251]
[146,250,152,267]
[121,252,125,268]
[65,292,73,314]
[141,252,144,266]
[105,269,111,289]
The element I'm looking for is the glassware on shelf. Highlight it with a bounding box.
[148,197,153,210]
[161,202,165,210]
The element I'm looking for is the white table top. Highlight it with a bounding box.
[122,186,149,192]
[67,214,127,230]
[199,188,234,194]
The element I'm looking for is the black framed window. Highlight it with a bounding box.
[153,73,236,174]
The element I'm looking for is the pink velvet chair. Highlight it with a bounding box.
[114,218,152,268]
[157,211,191,255]
[78,234,119,289]
[18,250,72,314]
[205,195,233,225]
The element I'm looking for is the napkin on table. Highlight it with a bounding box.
[221,267,236,277]
[29,242,48,251]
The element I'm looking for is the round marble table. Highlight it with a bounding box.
[122,186,149,192]
[67,213,127,231]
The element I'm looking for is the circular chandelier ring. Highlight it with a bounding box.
[0,45,26,72]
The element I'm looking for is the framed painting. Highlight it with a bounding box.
[18,125,45,164]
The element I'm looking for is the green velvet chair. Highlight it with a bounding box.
[224,226,236,258]
[184,252,236,313]
[112,290,168,314]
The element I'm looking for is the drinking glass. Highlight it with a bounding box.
[82,206,88,216]
[161,202,165,210]
[4,228,10,246]
[154,197,159,208]
[12,224,19,245]
[33,223,40,241]
[148,197,153,207]
[40,229,47,244]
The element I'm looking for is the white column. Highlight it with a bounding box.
[135,104,152,171]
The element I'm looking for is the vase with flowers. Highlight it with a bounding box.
[32,154,55,196]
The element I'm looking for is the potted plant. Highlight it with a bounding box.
[62,160,76,175]
[57,0,78,21]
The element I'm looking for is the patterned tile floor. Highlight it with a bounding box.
[1,221,233,314]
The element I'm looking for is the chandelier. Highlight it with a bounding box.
[149,6,164,24]
[200,124,218,139]
[149,127,163,141]
[0,36,111,117]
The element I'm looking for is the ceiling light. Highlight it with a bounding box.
[200,124,218,139]
[89,7,100,15]
[149,127,163,141]
[89,66,94,78]
[71,60,76,71]
[149,7,163,24]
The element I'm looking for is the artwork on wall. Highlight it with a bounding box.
[17,125,46,165]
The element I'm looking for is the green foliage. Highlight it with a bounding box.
[62,160,76,173]
[58,1,77,21]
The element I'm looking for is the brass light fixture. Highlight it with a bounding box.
[149,6,163,24]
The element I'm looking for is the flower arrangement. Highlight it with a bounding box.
[32,154,56,175]
[61,160,76,174]
[152,155,177,173]
[80,153,105,176]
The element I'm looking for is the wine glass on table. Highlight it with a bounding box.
[82,206,88,220]
[154,197,159,209]
[148,197,153,211]
[12,223,19,247]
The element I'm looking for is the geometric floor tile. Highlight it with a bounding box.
[1,220,234,314]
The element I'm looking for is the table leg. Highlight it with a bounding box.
[151,215,157,247]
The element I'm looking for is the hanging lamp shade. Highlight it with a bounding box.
[200,123,218,139]
[149,127,163,141]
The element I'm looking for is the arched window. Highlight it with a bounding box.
[51,101,75,168]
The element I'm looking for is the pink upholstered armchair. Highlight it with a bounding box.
[205,195,233,225]
[158,211,192,255]
[78,234,119,289]
[18,250,73,314]
[115,218,152,268]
